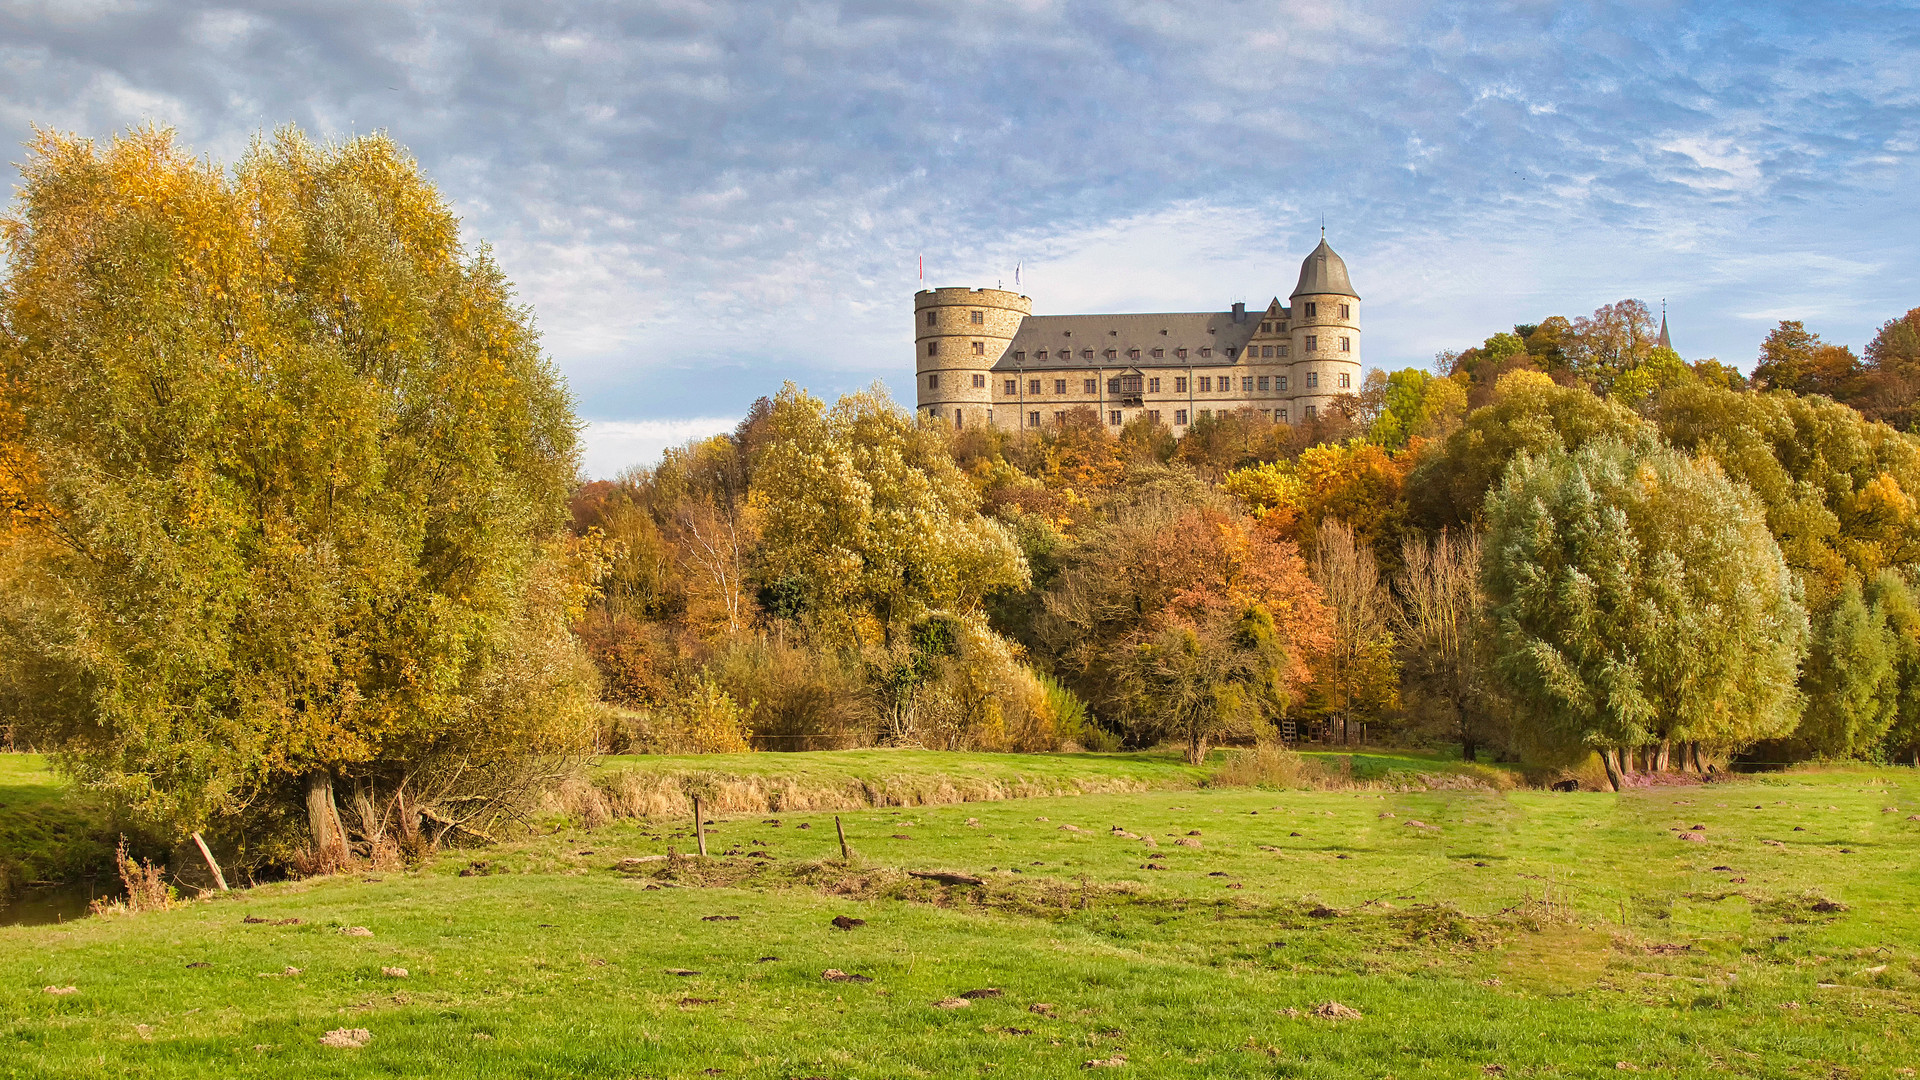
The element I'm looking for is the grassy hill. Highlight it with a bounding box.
[1,755,1914,1077]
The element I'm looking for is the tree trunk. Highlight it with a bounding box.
[1186,733,1209,767]
[1462,737,1477,764]
[1655,740,1670,773]
[1600,748,1622,792]
[304,771,347,861]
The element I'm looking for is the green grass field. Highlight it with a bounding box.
[0,753,118,904]
[1,753,1915,1077]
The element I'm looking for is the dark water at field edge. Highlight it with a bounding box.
[0,878,110,927]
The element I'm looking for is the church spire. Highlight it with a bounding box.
[1658,300,1672,352]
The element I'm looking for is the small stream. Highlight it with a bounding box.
[0,879,110,927]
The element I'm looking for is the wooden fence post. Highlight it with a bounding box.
[191,831,229,892]
[835,815,850,862]
[693,795,708,857]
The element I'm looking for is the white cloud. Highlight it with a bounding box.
[579,417,739,480]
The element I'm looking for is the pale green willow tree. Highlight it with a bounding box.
[1800,578,1898,758]
[1483,437,1808,788]
[0,126,594,858]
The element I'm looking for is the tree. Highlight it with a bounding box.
[1307,519,1398,743]
[1651,382,1920,611]
[0,126,594,858]
[1396,529,1500,761]
[1367,369,1468,450]
[1483,438,1808,788]
[1036,472,1330,749]
[1869,570,1920,765]
[1752,321,1862,398]
[1799,578,1897,759]
[1406,371,1651,533]
[749,384,1029,647]
[1608,346,1694,407]
[1570,299,1658,388]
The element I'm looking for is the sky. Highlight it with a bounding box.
[3,1,1917,477]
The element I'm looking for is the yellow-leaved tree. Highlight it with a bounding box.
[0,126,597,865]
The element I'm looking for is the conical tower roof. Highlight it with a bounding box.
[1291,238,1359,300]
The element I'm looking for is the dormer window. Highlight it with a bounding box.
[1151,347,1164,358]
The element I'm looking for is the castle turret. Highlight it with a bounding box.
[1288,237,1361,419]
[914,287,1031,430]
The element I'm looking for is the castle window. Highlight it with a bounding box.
[928,341,939,357]
[1148,377,1161,393]
[970,310,984,324]
[1147,410,1161,424]
[1108,377,1121,394]
[1200,408,1212,419]
[1174,377,1188,393]
[1053,410,1065,422]
[1340,336,1351,352]
[1176,347,1187,359]
[955,409,964,429]
[1054,378,1067,394]
[1083,378,1097,393]
[1261,322,1272,332]
[1028,410,1040,428]
[1278,346,1289,358]
[972,373,986,388]
[1028,379,1041,394]
[928,374,940,389]
[1258,376,1270,391]
[1339,372,1351,388]
[1304,302,1317,318]
[1151,347,1164,359]
[1175,409,1188,425]
[927,311,936,326]
[1340,304,1350,319]
[1014,351,1025,360]
[1307,372,1319,389]
[1198,376,1212,392]
[1004,378,1018,395]
[1306,335,1317,352]
[1304,405,1317,420]
[1261,346,1273,358]
[1199,347,1212,358]
[1109,410,1122,426]
[1242,377,1254,392]
[973,341,986,356]
[1279,376,1288,391]
[1120,374,1144,394]
[1276,408,1288,423]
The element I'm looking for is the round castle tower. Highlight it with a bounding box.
[1288,238,1361,416]
[914,287,1031,430]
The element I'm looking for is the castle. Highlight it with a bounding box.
[914,236,1362,434]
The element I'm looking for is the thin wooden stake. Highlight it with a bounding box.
[835,815,850,862]
[191,831,228,892]
[693,796,708,857]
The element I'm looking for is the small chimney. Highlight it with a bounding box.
[1231,302,1245,323]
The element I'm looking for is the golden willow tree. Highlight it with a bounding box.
[0,126,596,862]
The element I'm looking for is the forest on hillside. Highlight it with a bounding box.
[571,296,1920,786]
[4,125,1918,869]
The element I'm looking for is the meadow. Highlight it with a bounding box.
[0,752,1915,1078]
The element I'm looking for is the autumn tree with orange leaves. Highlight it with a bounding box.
[1037,471,1330,761]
